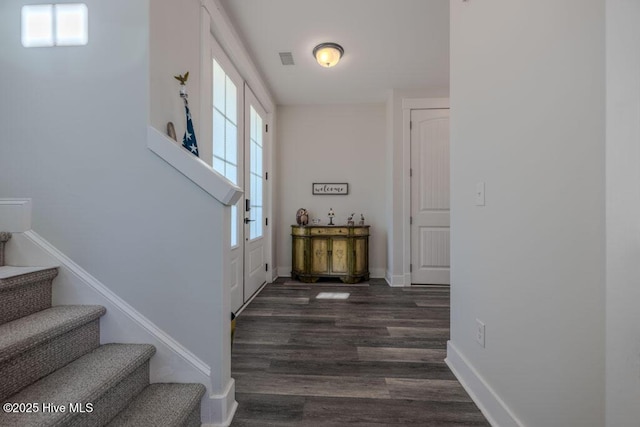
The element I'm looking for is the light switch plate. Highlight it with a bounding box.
[475,182,485,206]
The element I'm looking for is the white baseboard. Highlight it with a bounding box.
[445,341,523,427]
[0,199,32,232]
[385,270,411,287]
[202,378,238,427]
[369,268,385,279]
[277,266,292,278]
[5,230,231,425]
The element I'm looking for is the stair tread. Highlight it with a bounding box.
[107,383,206,426]
[0,266,57,281]
[0,343,155,426]
[0,305,106,363]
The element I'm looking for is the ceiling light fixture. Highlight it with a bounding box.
[313,42,344,68]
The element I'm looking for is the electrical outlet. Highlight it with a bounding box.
[475,319,485,348]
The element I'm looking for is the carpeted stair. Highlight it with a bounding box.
[0,232,205,426]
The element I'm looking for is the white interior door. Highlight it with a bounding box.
[243,86,267,300]
[410,109,450,284]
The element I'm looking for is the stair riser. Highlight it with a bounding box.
[0,279,53,325]
[184,407,203,427]
[66,361,150,427]
[106,383,206,426]
[0,320,101,401]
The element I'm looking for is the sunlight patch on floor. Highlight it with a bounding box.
[315,292,350,300]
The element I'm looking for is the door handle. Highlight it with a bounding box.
[244,218,255,224]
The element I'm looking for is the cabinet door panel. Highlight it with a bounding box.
[311,239,329,273]
[331,239,348,273]
[293,238,306,271]
[354,238,367,274]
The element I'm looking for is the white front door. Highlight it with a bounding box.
[410,109,450,284]
[209,35,269,313]
[242,86,267,300]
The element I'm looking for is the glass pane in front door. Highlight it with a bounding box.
[212,58,239,247]
[248,106,263,240]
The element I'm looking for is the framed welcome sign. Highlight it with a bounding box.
[312,183,349,195]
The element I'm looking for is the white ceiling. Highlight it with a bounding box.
[218,0,450,105]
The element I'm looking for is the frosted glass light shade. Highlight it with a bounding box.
[313,43,344,68]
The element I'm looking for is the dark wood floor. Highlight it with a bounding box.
[230,278,489,426]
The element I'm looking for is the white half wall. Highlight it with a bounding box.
[605,0,640,425]
[276,104,387,277]
[449,1,605,426]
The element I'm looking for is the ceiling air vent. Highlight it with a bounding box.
[279,52,295,66]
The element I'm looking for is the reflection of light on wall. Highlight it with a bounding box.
[22,4,88,48]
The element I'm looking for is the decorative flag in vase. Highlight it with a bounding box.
[182,103,199,157]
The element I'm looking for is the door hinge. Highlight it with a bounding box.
[265,263,269,272]
[410,121,412,130]
[410,264,413,272]
[410,216,413,225]
[410,168,413,177]
[265,172,268,180]
[266,217,268,226]
[265,124,268,132]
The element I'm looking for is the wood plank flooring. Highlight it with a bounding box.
[231,279,489,426]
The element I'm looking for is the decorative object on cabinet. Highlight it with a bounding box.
[347,213,355,226]
[296,208,309,226]
[327,208,335,225]
[359,214,365,226]
[313,183,349,195]
[291,225,369,284]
